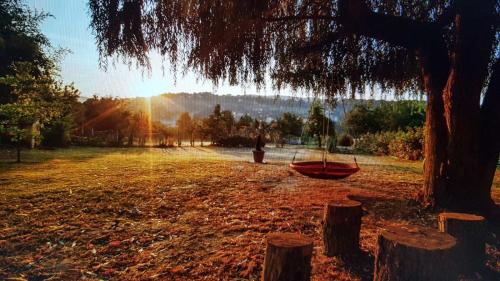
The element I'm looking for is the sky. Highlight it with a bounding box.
[25,0,280,98]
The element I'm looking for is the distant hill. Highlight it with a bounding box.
[123,92,369,126]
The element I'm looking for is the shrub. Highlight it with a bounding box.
[70,135,107,147]
[337,133,354,147]
[354,127,424,160]
[41,119,71,147]
[388,127,424,160]
[217,135,254,147]
[355,131,396,155]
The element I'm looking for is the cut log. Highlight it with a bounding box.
[374,225,458,281]
[262,232,313,281]
[322,199,362,257]
[438,212,486,272]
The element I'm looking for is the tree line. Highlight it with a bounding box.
[72,97,308,149]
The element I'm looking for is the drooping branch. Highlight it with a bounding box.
[289,31,343,54]
[338,0,443,50]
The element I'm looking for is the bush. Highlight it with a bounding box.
[355,131,396,155]
[388,127,424,160]
[70,135,107,147]
[41,119,71,147]
[217,135,254,147]
[337,133,354,147]
[354,127,424,160]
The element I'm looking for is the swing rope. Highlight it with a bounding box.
[291,96,358,168]
[339,95,359,165]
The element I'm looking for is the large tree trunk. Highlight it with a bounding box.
[419,41,450,209]
[421,1,498,214]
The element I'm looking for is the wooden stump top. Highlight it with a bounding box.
[326,199,362,208]
[266,233,313,248]
[381,225,456,250]
[439,212,484,221]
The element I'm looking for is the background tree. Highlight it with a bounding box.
[176,112,193,146]
[305,100,335,148]
[39,83,80,147]
[127,111,150,146]
[236,114,254,137]
[277,112,303,142]
[0,0,54,104]
[220,110,235,137]
[0,62,80,155]
[343,103,383,137]
[1,1,80,152]
[89,0,500,213]
[192,117,206,146]
[344,101,425,137]
[204,104,225,144]
[0,104,37,162]
[197,118,210,146]
[76,96,131,145]
[382,101,425,131]
[268,120,282,147]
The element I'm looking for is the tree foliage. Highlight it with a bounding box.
[176,112,193,145]
[89,0,499,97]
[305,100,334,148]
[0,0,57,103]
[277,112,303,140]
[344,100,425,137]
[0,0,80,154]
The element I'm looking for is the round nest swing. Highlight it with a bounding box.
[289,98,360,180]
[289,161,360,179]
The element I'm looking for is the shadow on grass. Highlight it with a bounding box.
[0,146,121,173]
[346,193,433,225]
[347,194,500,280]
[337,250,374,281]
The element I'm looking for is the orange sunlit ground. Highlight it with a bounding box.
[1,147,499,280]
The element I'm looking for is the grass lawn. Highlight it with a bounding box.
[1,147,499,280]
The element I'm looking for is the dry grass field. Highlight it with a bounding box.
[1,147,499,280]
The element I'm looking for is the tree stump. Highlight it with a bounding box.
[438,212,486,272]
[322,199,362,257]
[262,233,313,281]
[374,225,458,281]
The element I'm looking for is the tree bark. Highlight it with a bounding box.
[322,199,362,257]
[438,212,486,273]
[373,225,458,281]
[262,233,313,281]
[418,42,450,208]
[435,0,497,212]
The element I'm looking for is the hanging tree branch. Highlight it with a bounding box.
[337,0,443,51]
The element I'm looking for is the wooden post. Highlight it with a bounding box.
[322,199,362,257]
[262,233,313,281]
[374,225,458,281]
[438,212,486,272]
